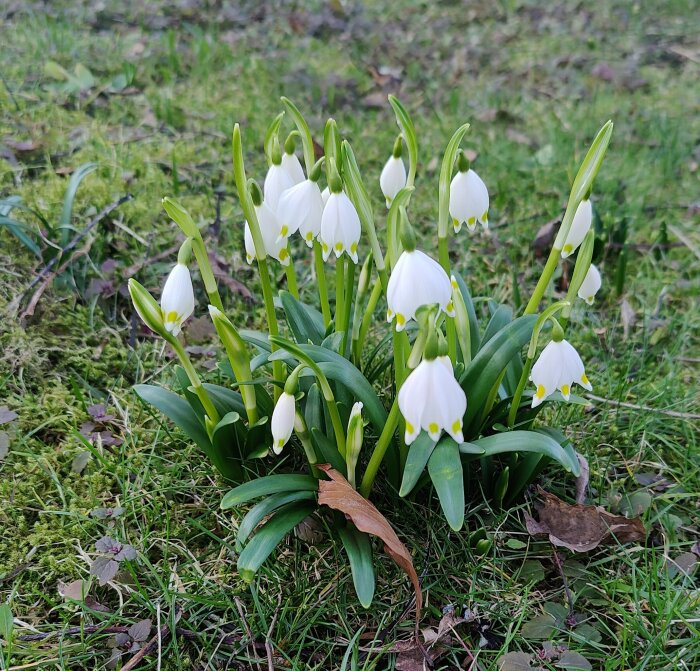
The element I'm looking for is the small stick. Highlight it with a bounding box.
[587,393,700,420]
[552,549,575,620]
[265,595,283,671]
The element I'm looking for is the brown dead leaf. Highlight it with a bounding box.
[525,487,646,552]
[317,465,422,621]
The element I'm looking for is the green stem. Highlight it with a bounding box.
[341,261,356,357]
[294,411,320,478]
[437,236,457,361]
[169,337,219,424]
[359,399,400,498]
[357,279,383,363]
[335,255,345,332]
[524,249,560,315]
[508,357,534,428]
[314,242,331,328]
[257,257,283,401]
[285,256,299,299]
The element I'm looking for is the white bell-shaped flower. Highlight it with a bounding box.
[244,202,290,266]
[264,163,295,212]
[561,199,592,258]
[277,179,324,246]
[160,263,195,336]
[387,249,454,331]
[398,357,467,445]
[449,162,489,233]
[380,156,407,207]
[578,264,602,305]
[320,191,361,263]
[271,391,296,455]
[281,151,305,185]
[530,339,592,407]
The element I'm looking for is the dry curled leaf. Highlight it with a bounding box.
[525,487,646,552]
[316,465,422,621]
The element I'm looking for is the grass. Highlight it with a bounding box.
[1,0,699,669]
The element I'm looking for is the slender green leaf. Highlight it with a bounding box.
[399,432,437,496]
[465,431,580,475]
[203,383,247,417]
[460,315,536,431]
[388,95,417,185]
[236,490,316,551]
[281,97,315,173]
[59,162,98,242]
[0,603,13,640]
[482,304,512,346]
[134,384,210,451]
[270,340,388,432]
[453,274,481,356]
[280,290,325,344]
[338,526,375,608]
[428,437,464,531]
[0,215,42,257]
[221,474,318,509]
[311,428,346,474]
[264,112,285,165]
[237,501,316,582]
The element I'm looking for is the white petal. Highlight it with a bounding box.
[264,164,295,212]
[559,339,592,392]
[281,152,305,185]
[271,392,296,454]
[277,180,323,243]
[578,264,602,305]
[380,156,407,205]
[244,222,255,264]
[561,199,592,258]
[321,186,330,206]
[161,263,195,335]
[398,361,430,440]
[530,341,562,407]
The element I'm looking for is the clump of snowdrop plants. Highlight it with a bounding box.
[129,96,613,607]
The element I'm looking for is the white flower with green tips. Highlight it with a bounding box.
[561,198,592,258]
[277,179,324,246]
[160,263,195,336]
[449,154,489,233]
[320,191,361,263]
[244,201,290,266]
[386,249,454,331]
[271,391,296,455]
[530,339,592,408]
[398,356,467,445]
[578,263,602,305]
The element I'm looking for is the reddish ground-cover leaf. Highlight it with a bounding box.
[525,487,646,552]
[316,465,422,621]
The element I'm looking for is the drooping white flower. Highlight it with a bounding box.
[449,168,489,233]
[386,249,454,330]
[271,391,296,454]
[578,264,602,305]
[264,163,295,212]
[398,357,467,445]
[380,156,407,207]
[277,179,324,246]
[160,263,195,336]
[561,199,592,258]
[530,339,592,408]
[320,191,361,263]
[281,151,305,185]
[244,202,290,266]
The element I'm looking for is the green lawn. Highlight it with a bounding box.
[1,1,699,669]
